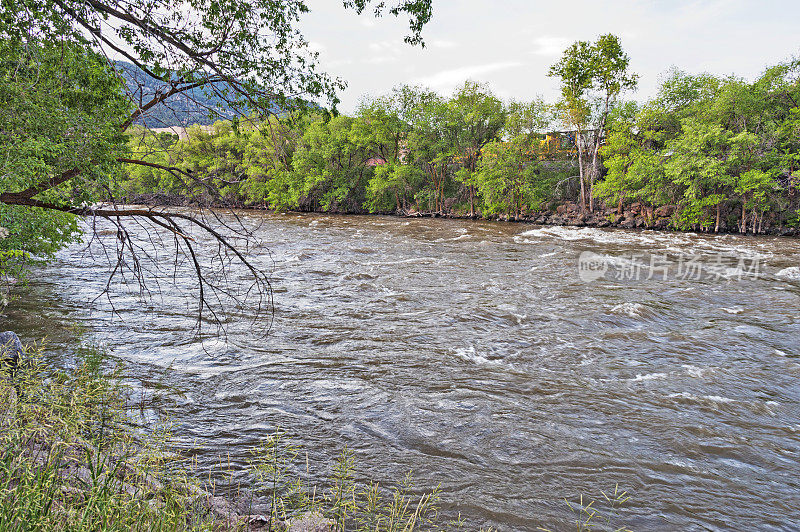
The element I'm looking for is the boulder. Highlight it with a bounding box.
[285,511,336,532]
[654,205,676,218]
[654,218,671,230]
[0,331,22,372]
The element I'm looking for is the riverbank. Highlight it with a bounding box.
[119,193,800,237]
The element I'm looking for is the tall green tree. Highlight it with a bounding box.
[354,96,416,212]
[473,98,552,217]
[549,34,637,212]
[446,81,506,216]
[400,89,453,212]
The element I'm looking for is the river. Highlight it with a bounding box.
[4,212,800,530]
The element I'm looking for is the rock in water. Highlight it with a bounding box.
[0,331,23,372]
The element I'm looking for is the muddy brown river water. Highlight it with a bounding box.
[4,212,800,530]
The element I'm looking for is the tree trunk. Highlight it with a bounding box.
[741,201,747,234]
[589,134,600,213]
[469,185,475,217]
[715,202,721,233]
[576,132,587,212]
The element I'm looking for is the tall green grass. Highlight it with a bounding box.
[0,344,221,530]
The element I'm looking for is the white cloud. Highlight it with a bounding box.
[365,40,405,64]
[328,58,355,68]
[412,61,525,90]
[364,56,400,65]
[531,36,571,56]
[431,39,458,49]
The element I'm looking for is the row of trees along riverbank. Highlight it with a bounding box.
[114,36,800,235]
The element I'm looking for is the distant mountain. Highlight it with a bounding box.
[116,62,323,128]
[116,61,242,127]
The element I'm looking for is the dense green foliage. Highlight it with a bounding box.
[115,82,574,217]
[0,40,130,288]
[597,62,800,231]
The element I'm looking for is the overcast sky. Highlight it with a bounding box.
[299,0,800,112]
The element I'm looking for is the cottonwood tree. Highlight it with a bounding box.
[549,34,637,212]
[598,61,800,233]
[0,0,432,327]
[353,97,420,213]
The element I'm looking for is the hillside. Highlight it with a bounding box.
[116,61,239,127]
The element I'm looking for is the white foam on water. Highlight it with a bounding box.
[511,313,527,324]
[631,372,668,382]
[609,302,649,318]
[451,234,472,241]
[694,240,772,260]
[667,392,735,405]
[453,346,506,367]
[721,307,745,315]
[704,395,735,404]
[516,226,692,247]
[682,364,715,379]
[364,257,435,266]
[514,225,786,265]
[776,266,800,280]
